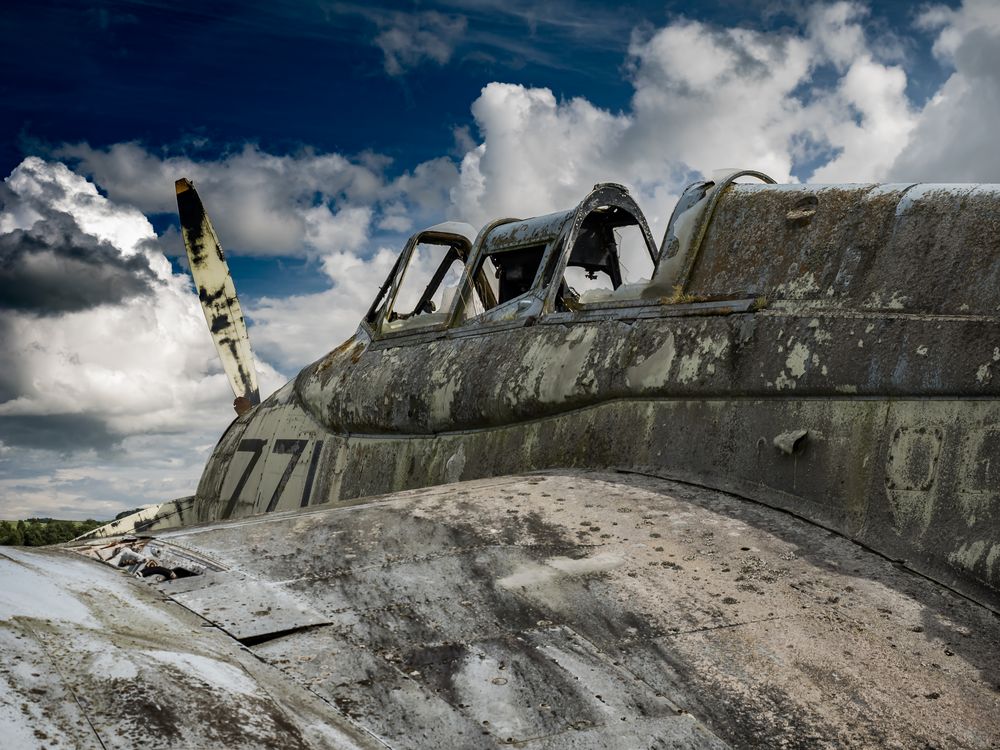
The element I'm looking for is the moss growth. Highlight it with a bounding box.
[662,284,706,305]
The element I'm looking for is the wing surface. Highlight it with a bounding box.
[5,472,999,748]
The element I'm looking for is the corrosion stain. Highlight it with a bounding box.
[199,286,226,305]
[210,313,231,333]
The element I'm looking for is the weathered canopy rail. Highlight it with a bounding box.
[136,174,1000,613]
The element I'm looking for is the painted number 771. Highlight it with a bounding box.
[223,438,324,516]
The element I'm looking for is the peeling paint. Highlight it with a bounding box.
[775,272,820,299]
[445,444,466,484]
[498,551,625,589]
[625,332,676,389]
[975,347,1000,384]
[887,292,908,310]
[950,540,988,571]
[677,332,729,385]
[785,343,810,378]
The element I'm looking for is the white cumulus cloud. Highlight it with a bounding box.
[374,10,467,76]
[452,2,922,236]
[57,142,458,258]
[0,157,283,518]
[887,0,1000,181]
[249,247,398,368]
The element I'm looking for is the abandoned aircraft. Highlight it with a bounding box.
[1,172,998,748]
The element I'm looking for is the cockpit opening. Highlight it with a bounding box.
[382,238,470,332]
[476,243,547,306]
[364,185,659,339]
[558,205,655,309]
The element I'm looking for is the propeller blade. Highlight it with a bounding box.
[176,178,260,408]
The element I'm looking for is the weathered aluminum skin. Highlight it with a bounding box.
[78,496,197,540]
[683,182,1000,316]
[22,472,997,748]
[0,545,380,749]
[176,180,1000,615]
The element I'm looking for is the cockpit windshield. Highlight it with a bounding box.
[367,224,489,336]
[474,244,547,306]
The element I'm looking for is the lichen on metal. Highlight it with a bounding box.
[160,174,1000,617]
[10,169,1000,748]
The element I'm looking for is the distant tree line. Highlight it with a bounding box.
[0,518,105,546]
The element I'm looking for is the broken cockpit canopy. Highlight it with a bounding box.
[362,183,660,338]
[547,184,658,309]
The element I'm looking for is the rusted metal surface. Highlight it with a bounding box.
[73,473,1000,748]
[296,312,1000,433]
[152,176,1000,616]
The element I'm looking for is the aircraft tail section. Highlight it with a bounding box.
[176,178,260,411]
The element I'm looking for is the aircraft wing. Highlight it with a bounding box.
[3,471,998,748]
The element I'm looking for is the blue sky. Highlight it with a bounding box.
[5,1,649,170]
[1,0,997,518]
[1,1,955,303]
[3,2,952,174]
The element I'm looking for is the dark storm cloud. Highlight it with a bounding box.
[0,413,122,453]
[0,211,157,314]
[0,318,21,404]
